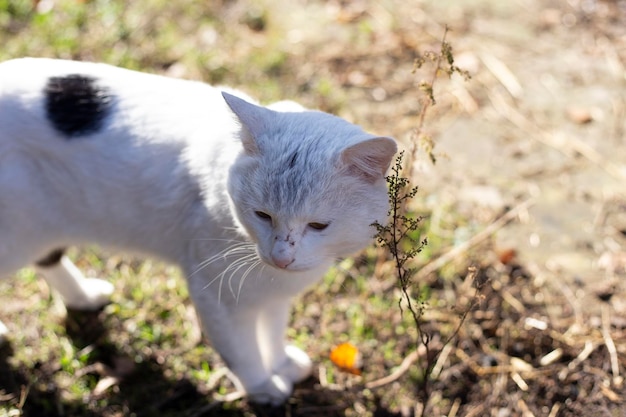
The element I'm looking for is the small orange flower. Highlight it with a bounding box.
[330,342,362,375]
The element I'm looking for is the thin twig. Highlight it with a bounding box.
[480,52,523,99]
[448,397,462,417]
[465,403,486,417]
[365,349,419,389]
[548,403,561,417]
[601,303,622,386]
[558,340,597,380]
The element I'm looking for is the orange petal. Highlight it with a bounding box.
[330,342,362,375]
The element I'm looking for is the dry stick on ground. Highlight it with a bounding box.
[601,302,622,386]
[365,349,420,389]
[415,197,536,282]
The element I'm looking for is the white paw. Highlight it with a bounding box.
[246,374,292,406]
[275,345,312,384]
[0,321,8,346]
[64,278,114,310]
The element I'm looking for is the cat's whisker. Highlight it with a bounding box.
[234,258,262,305]
[212,258,249,304]
[199,247,257,294]
[210,255,253,304]
[197,249,254,296]
[192,250,235,277]
[191,242,256,277]
[226,254,259,300]
[190,237,242,243]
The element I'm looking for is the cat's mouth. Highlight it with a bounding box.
[258,254,310,272]
[264,257,299,271]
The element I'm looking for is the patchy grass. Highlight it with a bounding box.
[1,1,625,416]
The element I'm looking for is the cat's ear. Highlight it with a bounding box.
[341,137,397,183]
[222,92,273,155]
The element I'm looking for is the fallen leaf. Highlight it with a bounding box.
[567,107,593,124]
[93,376,119,396]
[330,342,362,375]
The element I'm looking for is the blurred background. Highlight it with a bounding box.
[0,1,625,416]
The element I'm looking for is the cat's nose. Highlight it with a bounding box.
[272,255,294,269]
[271,241,295,269]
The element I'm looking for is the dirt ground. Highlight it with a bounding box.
[270,0,626,411]
[385,0,626,415]
[1,0,625,416]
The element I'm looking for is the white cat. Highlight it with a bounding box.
[0,58,396,405]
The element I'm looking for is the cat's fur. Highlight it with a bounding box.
[0,58,396,404]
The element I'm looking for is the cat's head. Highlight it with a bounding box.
[223,92,397,272]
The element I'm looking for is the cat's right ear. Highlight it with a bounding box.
[341,136,397,183]
[222,92,273,155]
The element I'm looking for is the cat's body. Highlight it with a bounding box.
[0,58,396,404]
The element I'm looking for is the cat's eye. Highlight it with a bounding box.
[308,222,329,231]
[255,211,272,221]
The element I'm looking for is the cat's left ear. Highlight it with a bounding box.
[341,136,397,183]
[222,91,274,155]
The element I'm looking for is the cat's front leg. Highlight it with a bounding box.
[258,300,313,385]
[0,320,8,345]
[189,288,293,405]
[36,250,114,310]
[242,301,313,405]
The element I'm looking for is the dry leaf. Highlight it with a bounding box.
[330,342,362,375]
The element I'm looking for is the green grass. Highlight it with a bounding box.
[0,247,431,416]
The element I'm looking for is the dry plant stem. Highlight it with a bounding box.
[480,51,523,99]
[445,267,479,343]
[415,197,535,281]
[559,340,597,381]
[392,28,472,416]
[431,341,453,377]
[448,397,461,417]
[517,398,535,417]
[407,26,449,175]
[18,382,29,412]
[558,282,585,329]
[465,403,486,417]
[410,25,470,170]
[372,27,472,416]
[365,350,419,389]
[601,303,621,386]
[548,403,561,417]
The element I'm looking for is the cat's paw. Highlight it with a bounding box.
[246,374,292,406]
[0,321,8,346]
[274,345,312,384]
[64,278,114,310]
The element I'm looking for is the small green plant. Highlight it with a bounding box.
[373,27,477,416]
[374,151,427,325]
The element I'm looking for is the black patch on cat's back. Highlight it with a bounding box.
[45,74,113,138]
